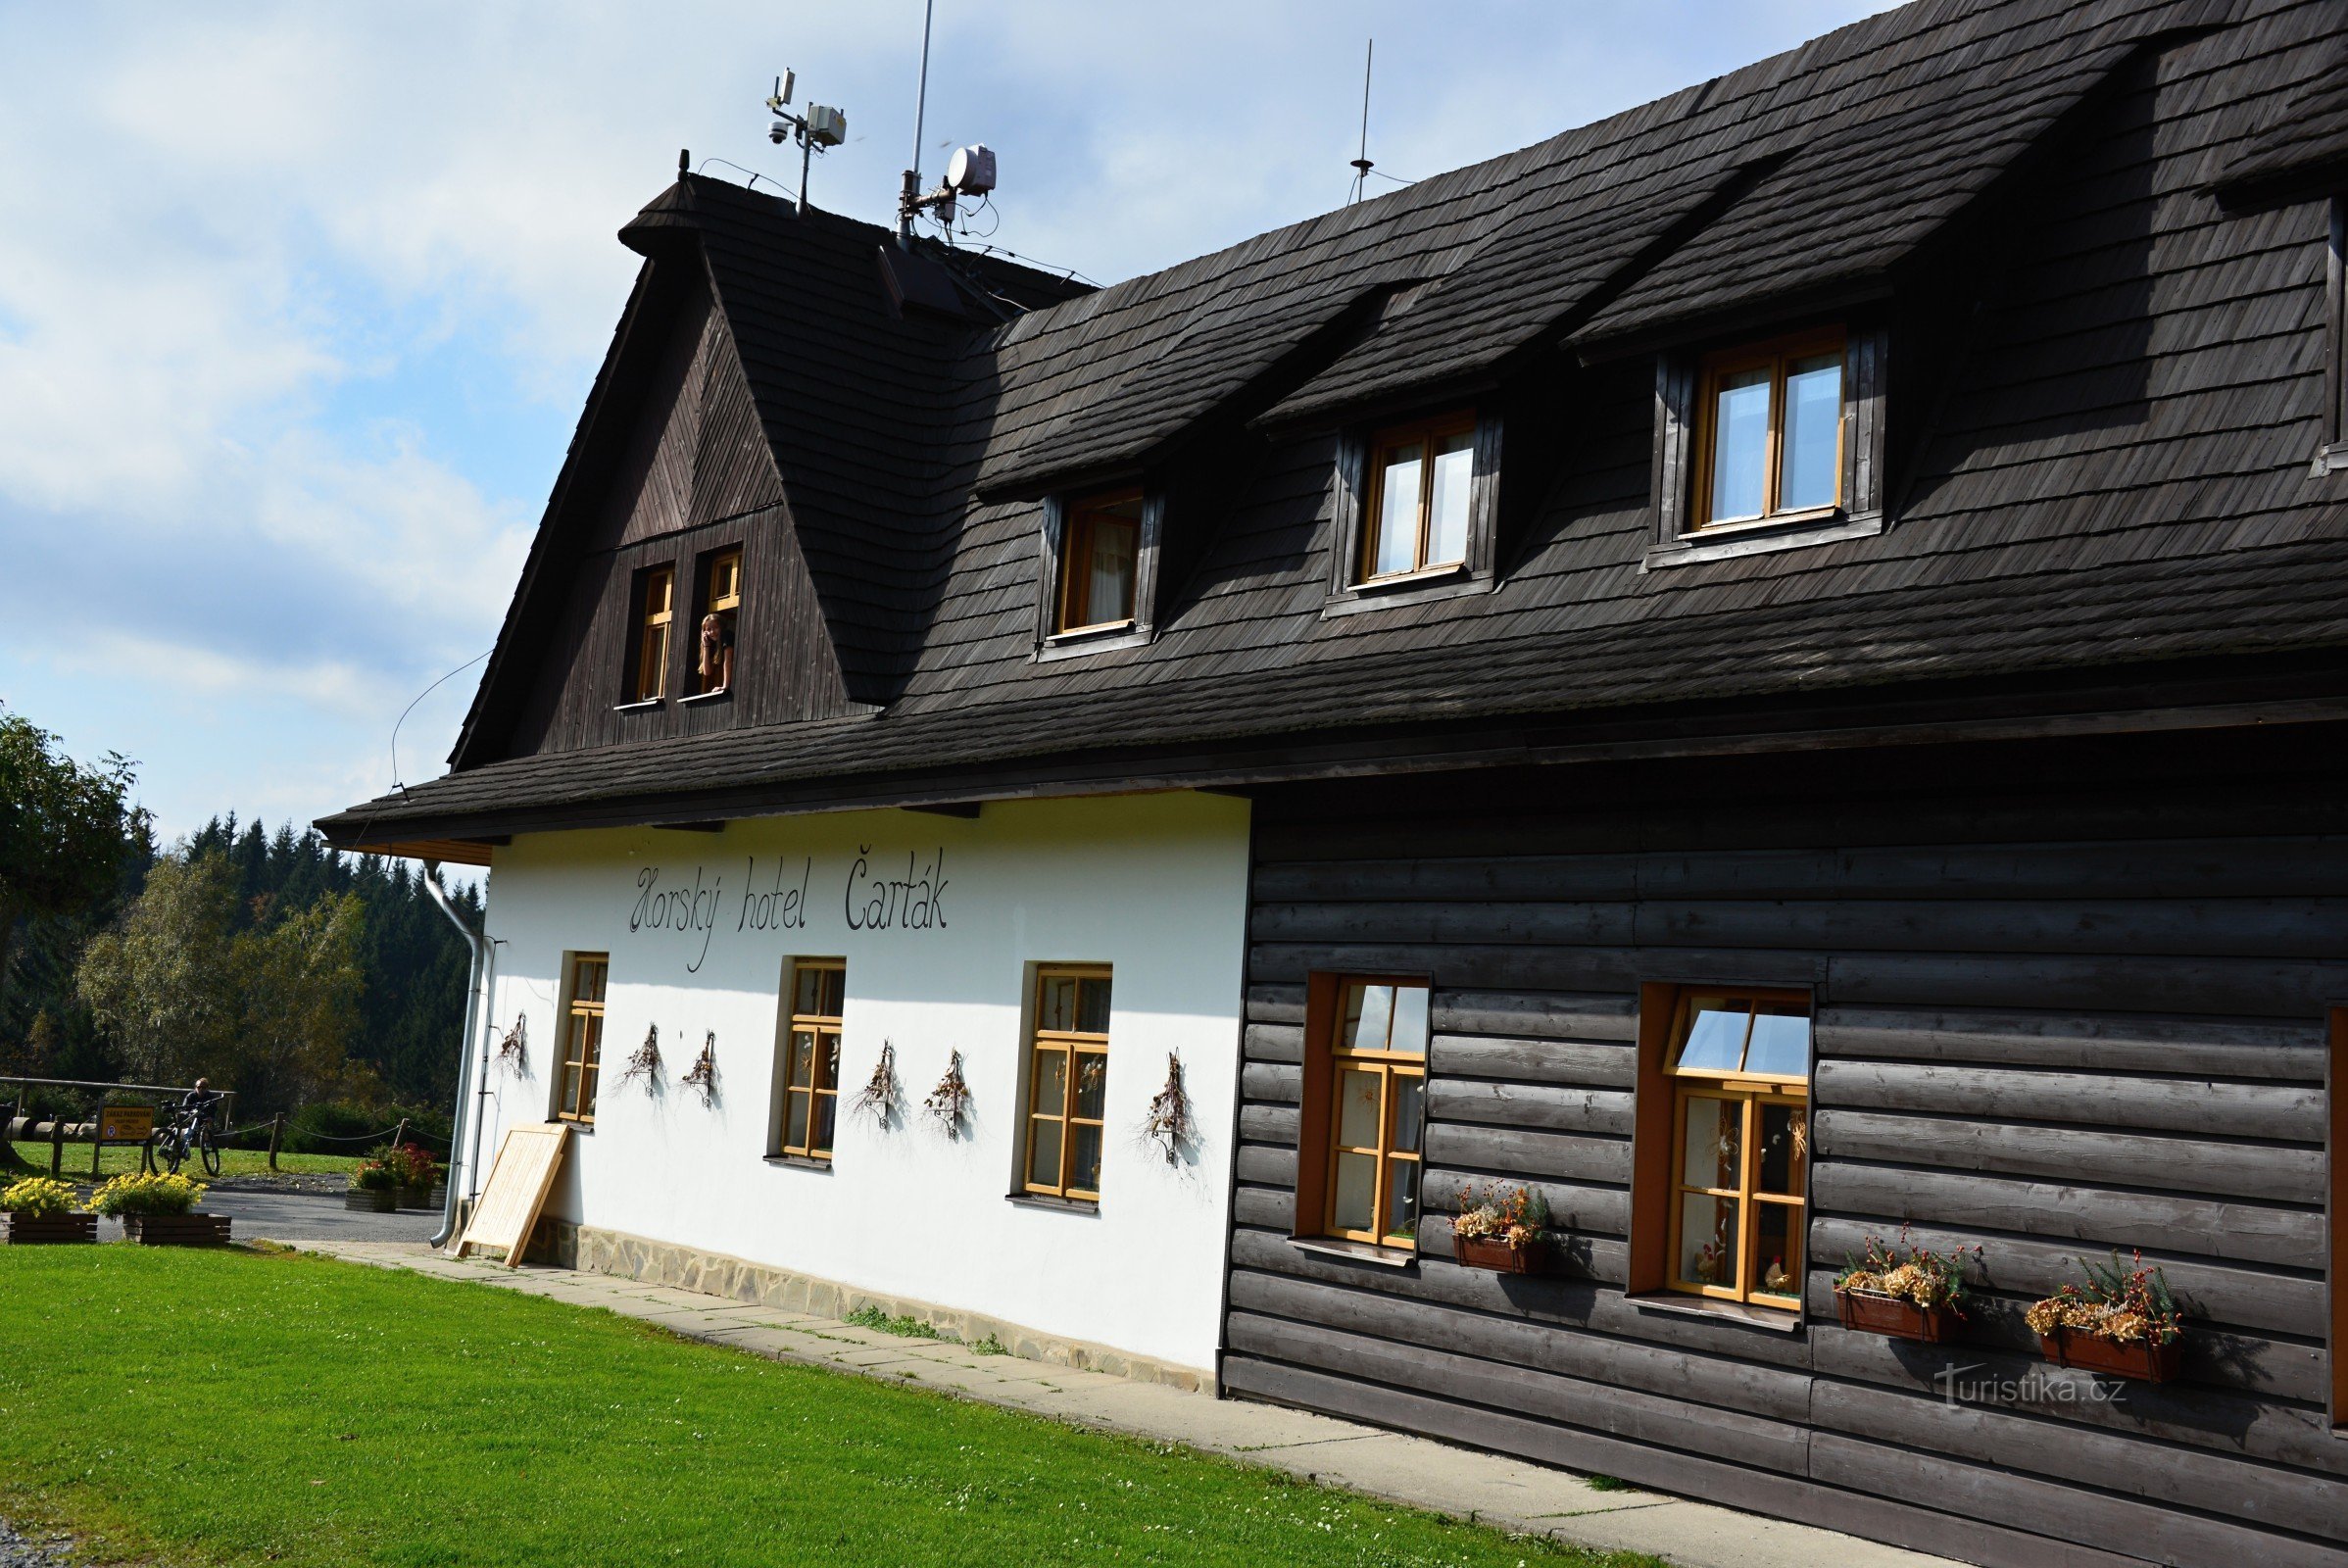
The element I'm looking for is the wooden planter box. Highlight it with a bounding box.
[1834,1289,1958,1343]
[1454,1234,1544,1274]
[2038,1327,2183,1383]
[121,1212,232,1247]
[2,1212,97,1245]
[346,1188,400,1212]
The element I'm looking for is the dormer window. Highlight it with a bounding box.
[695,546,741,696]
[629,564,675,702]
[1052,487,1143,635]
[1360,414,1475,581]
[1647,322,1884,568]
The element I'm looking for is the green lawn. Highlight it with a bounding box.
[3,1145,363,1181]
[0,1249,1649,1568]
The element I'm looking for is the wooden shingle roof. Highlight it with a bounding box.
[320,0,2348,848]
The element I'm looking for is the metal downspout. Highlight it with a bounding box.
[421,861,488,1250]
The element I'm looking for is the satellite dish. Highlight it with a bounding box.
[946,144,996,196]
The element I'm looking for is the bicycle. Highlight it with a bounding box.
[149,1102,223,1177]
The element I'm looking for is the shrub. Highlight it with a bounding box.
[1,1176,76,1218]
[91,1172,206,1217]
[351,1159,398,1192]
[371,1142,442,1189]
[284,1102,453,1156]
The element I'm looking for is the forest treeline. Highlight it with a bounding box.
[0,707,474,1118]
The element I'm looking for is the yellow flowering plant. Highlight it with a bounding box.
[91,1171,207,1217]
[1,1176,76,1219]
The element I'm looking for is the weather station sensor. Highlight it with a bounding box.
[762,69,849,213]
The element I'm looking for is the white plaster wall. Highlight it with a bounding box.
[466,791,1251,1372]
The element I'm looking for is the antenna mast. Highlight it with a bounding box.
[898,0,936,247]
[1349,39,1375,204]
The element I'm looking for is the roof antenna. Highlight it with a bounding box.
[764,69,848,214]
[1348,39,1375,204]
[897,0,936,247]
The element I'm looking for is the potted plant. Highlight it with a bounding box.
[1834,1230,1979,1343]
[376,1143,444,1210]
[2026,1251,2187,1382]
[1,1176,96,1245]
[348,1157,401,1212]
[92,1172,227,1246]
[1451,1182,1551,1273]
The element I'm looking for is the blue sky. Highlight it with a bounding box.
[0,0,1897,846]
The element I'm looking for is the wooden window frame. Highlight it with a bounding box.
[1293,973,1429,1252]
[628,564,676,703]
[1648,323,1885,569]
[2324,198,2347,468]
[1657,989,1810,1311]
[692,546,743,697]
[1054,488,1144,635]
[1020,964,1112,1201]
[1037,488,1163,655]
[555,953,610,1126]
[773,958,844,1162]
[1327,411,1501,612]
[1689,326,1847,533]
[1356,412,1479,585]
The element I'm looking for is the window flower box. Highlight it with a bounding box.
[2,1212,98,1245]
[122,1213,232,1247]
[2036,1324,2183,1383]
[1454,1232,1544,1274]
[1834,1288,1955,1343]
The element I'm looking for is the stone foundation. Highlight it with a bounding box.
[526,1217,1215,1395]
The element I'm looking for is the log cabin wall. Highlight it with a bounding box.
[1227,724,2348,1568]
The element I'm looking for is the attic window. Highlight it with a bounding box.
[1054,488,1143,635]
[1360,413,1476,582]
[629,564,675,703]
[1694,328,1844,529]
[696,546,741,696]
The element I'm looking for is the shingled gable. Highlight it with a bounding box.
[322,0,2348,851]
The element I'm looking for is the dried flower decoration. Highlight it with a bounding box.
[924,1050,972,1139]
[619,1023,662,1090]
[681,1032,718,1107]
[854,1041,903,1128]
[1452,1181,1550,1249]
[2024,1250,2186,1346]
[1141,1053,1193,1164]
[1834,1226,1980,1314]
[494,1014,528,1077]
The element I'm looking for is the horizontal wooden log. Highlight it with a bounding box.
[1639,897,2348,959]
[1815,1004,2325,1080]
[1431,991,1637,1041]
[1251,855,1641,905]
[1232,1185,1296,1234]
[1241,1061,1301,1106]
[1811,1162,2323,1267]
[1243,1021,1303,1065]
[1813,1060,2324,1142]
[1430,1035,1637,1087]
[1807,1216,2324,1339]
[1428,1079,1633,1137]
[1810,1431,2346,1568]
[1424,1122,1632,1185]
[1226,1268,1810,1421]
[1635,835,2348,902]
[1245,983,1305,1026]
[1250,900,1637,948]
[1823,952,2348,1019]
[1812,1328,2348,1481]
[1225,1310,1809,1474]
[1238,1103,1300,1147]
[1247,942,1641,990]
[1421,1169,1630,1237]
[1815,1110,2323,1202]
[1233,1143,1295,1188]
[1220,1356,2133,1568]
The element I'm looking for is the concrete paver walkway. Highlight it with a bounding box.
[291,1239,1952,1568]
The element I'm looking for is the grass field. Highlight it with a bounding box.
[0,1249,1650,1568]
[2,1145,364,1181]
